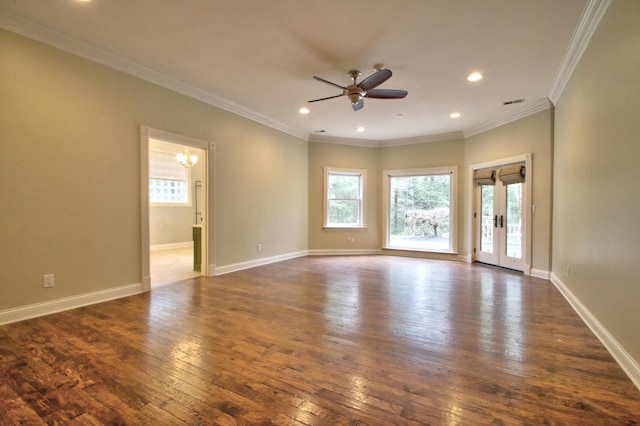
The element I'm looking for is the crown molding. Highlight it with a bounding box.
[308,130,464,148]
[379,131,464,148]
[0,10,308,141]
[2,1,610,146]
[463,97,552,138]
[548,0,612,104]
[306,98,554,146]
[308,134,379,147]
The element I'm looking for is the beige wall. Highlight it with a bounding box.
[553,0,640,362]
[309,124,553,271]
[465,109,554,273]
[0,29,308,311]
[308,139,467,254]
[215,119,308,266]
[380,139,466,259]
[308,143,380,250]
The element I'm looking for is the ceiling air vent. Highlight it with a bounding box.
[503,98,525,105]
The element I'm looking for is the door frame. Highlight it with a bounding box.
[475,179,525,270]
[139,126,214,292]
[468,153,532,274]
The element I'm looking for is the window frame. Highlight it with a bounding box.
[323,167,367,229]
[149,146,193,207]
[382,166,458,254]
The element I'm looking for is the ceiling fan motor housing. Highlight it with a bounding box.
[346,87,365,104]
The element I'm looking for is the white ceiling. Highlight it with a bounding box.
[1,0,592,143]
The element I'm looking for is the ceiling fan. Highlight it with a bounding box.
[308,67,408,111]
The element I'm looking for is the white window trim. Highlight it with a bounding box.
[382,166,458,254]
[323,167,367,229]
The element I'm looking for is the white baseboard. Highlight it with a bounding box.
[206,265,215,278]
[308,249,471,263]
[141,275,151,292]
[459,254,473,263]
[214,251,308,276]
[150,241,192,251]
[307,249,382,256]
[0,283,144,326]
[530,268,551,279]
[550,273,640,391]
[382,249,469,263]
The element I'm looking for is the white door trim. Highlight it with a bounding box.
[139,126,213,292]
[467,153,532,274]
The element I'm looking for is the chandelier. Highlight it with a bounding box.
[176,148,198,167]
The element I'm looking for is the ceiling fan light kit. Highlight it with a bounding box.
[308,67,408,112]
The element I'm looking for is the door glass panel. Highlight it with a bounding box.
[480,185,494,253]
[505,183,522,258]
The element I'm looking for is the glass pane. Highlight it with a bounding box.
[328,200,359,225]
[328,174,359,199]
[480,185,494,253]
[150,179,186,203]
[389,174,451,251]
[505,183,522,258]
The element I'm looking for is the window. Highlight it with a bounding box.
[384,166,457,253]
[324,167,366,228]
[149,149,190,205]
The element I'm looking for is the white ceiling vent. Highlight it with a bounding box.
[503,98,525,105]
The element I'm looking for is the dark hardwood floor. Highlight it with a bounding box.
[1,256,639,425]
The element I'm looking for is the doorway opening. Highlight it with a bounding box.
[470,154,532,274]
[140,126,212,291]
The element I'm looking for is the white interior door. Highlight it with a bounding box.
[475,181,524,271]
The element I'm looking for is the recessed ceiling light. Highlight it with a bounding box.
[299,107,310,115]
[450,112,461,119]
[356,127,365,133]
[397,113,404,118]
[467,72,483,82]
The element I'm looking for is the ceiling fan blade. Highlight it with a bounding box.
[351,98,364,111]
[358,69,392,91]
[365,89,408,99]
[308,94,345,103]
[313,76,346,90]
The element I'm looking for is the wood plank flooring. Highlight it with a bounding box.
[1,255,639,425]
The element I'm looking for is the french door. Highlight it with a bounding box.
[475,181,524,271]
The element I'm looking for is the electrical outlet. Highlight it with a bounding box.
[257,243,262,252]
[43,274,55,288]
